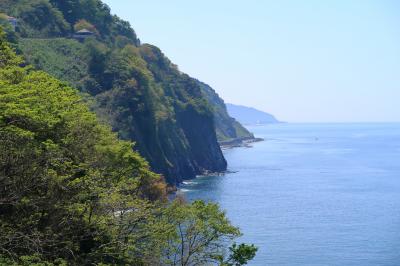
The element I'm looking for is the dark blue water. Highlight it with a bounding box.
[180,123,400,265]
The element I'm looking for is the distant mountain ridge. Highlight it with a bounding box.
[226,103,280,125]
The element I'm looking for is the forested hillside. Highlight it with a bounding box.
[199,81,254,142]
[0,0,253,184]
[0,28,257,265]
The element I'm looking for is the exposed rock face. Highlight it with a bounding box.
[19,38,229,185]
[91,45,228,184]
[9,0,252,184]
[176,104,227,176]
[198,81,255,142]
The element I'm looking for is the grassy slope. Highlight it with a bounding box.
[19,38,87,88]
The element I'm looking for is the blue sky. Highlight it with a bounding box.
[103,0,400,122]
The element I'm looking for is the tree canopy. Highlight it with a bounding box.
[0,28,256,265]
[0,27,166,264]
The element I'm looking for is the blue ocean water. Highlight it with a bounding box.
[180,123,400,266]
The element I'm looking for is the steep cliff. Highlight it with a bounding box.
[3,0,232,183]
[198,81,254,142]
[0,31,256,265]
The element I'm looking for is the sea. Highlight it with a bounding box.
[179,123,400,266]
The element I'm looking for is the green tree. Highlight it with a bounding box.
[222,243,258,266]
[0,27,257,265]
[14,0,70,37]
[0,28,23,67]
[0,13,18,44]
[0,27,165,264]
[73,18,98,34]
[161,200,257,266]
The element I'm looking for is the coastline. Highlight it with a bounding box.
[219,136,264,149]
[168,136,264,193]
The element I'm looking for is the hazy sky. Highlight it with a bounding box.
[103,0,400,122]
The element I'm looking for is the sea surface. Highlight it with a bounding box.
[180,123,400,266]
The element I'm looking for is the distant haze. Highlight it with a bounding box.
[226,103,280,125]
[103,0,400,123]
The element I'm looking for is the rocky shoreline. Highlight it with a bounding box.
[168,137,263,192]
[219,137,264,149]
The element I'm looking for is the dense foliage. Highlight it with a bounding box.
[7,0,231,184]
[0,28,164,264]
[18,38,87,88]
[1,0,138,43]
[3,0,254,185]
[0,29,256,265]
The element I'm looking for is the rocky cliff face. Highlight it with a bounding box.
[91,44,227,183]
[198,81,255,142]
[176,104,227,174]
[7,0,249,184]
